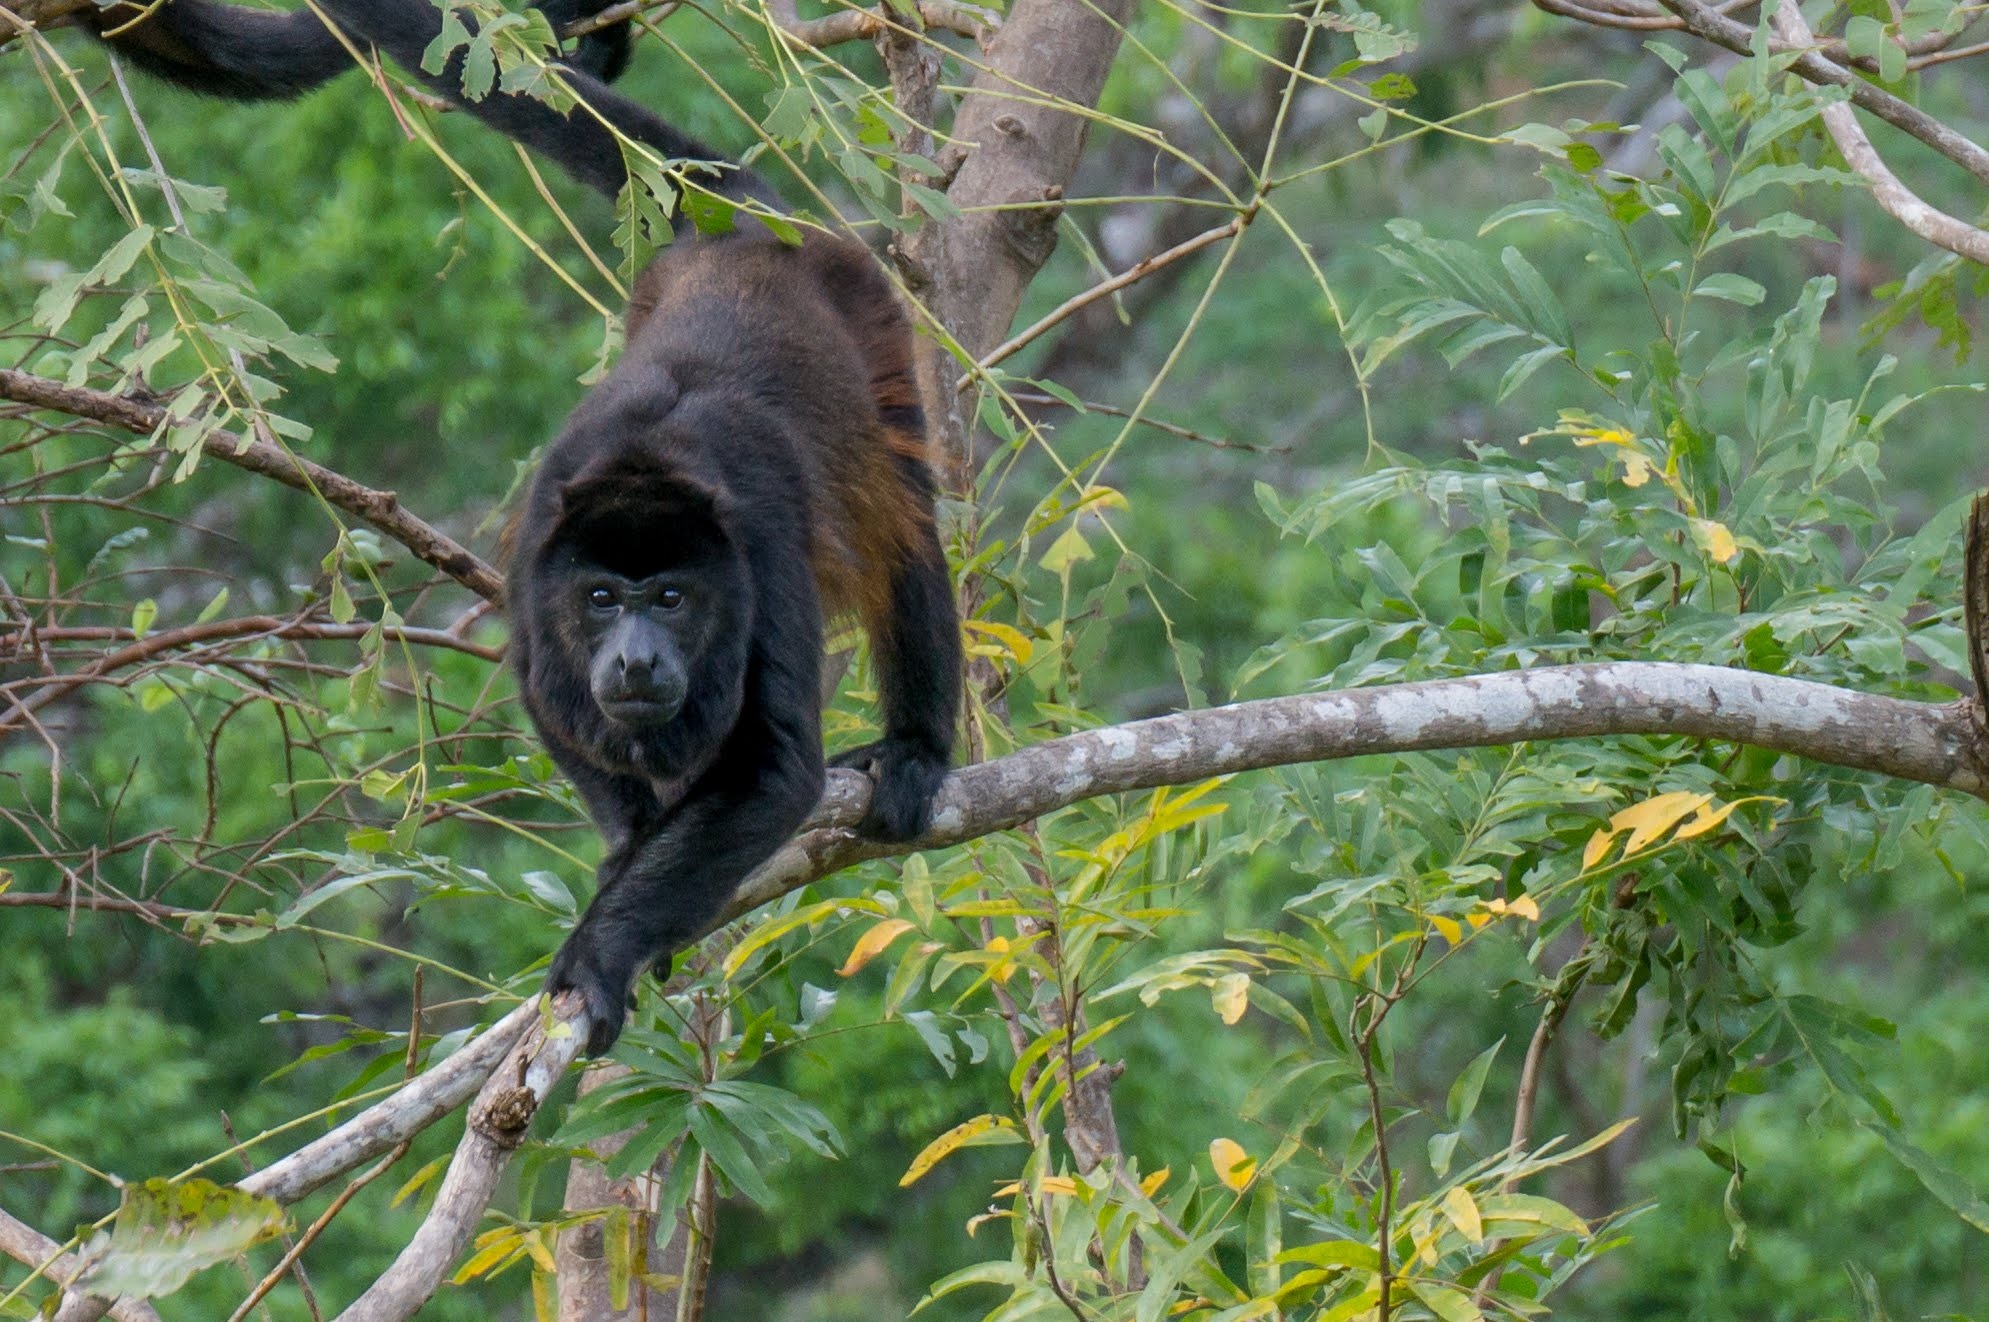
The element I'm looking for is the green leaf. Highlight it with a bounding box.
[1694,274,1766,306]
[1866,1122,1989,1233]
[1447,1037,1503,1125]
[77,1178,285,1298]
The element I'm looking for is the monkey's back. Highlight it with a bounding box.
[623,231,936,625]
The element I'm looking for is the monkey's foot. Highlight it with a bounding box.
[830,736,949,842]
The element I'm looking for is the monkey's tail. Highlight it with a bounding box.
[88,0,351,101]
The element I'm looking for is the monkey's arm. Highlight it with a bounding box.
[835,453,962,840]
[547,543,826,1056]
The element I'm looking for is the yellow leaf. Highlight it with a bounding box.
[1441,1185,1484,1245]
[523,1230,558,1274]
[1507,895,1539,922]
[1692,517,1739,564]
[725,897,865,977]
[1040,1176,1078,1197]
[1674,799,1740,840]
[837,918,915,977]
[1212,972,1251,1026]
[1429,914,1464,946]
[961,618,1034,664]
[1572,426,1634,447]
[1078,484,1129,513]
[1209,1138,1256,1192]
[1581,825,1619,870]
[1140,1167,1171,1196]
[1613,791,1712,855]
[900,1114,1015,1186]
[1621,452,1654,487]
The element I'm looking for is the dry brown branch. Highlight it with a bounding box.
[1768,4,1989,265]
[972,214,1248,379]
[1536,0,1985,68]
[0,616,501,738]
[0,370,504,603]
[767,0,995,48]
[0,890,259,924]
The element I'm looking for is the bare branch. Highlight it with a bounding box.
[972,214,1248,380]
[1652,0,1989,187]
[1768,4,1989,264]
[240,1002,536,1205]
[728,660,1989,922]
[333,994,586,1322]
[0,370,504,603]
[0,1207,160,1322]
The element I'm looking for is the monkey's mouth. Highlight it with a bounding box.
[598,698,681,728]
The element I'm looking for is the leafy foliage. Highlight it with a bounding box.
[4,2,1989,1319]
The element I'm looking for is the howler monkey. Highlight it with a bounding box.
[85,0,962,1055]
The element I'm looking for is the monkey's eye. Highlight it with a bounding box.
[658,588,685,611]
[587,586,617,609]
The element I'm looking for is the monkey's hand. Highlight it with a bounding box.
[830,736,949,842]
[545,927,640,1057]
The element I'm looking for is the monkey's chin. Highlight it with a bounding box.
[596,698,680,729]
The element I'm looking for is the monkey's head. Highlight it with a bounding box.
[542,450,750,733]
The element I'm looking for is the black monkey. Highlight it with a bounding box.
[89,0,962,1055]
[74,0,631,100]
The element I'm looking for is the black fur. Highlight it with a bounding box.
[94,0,962,1055]
[83,0,630,105]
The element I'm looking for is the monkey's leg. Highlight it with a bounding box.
[835,486,962,841]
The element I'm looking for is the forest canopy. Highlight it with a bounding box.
[4,1,1989,1319]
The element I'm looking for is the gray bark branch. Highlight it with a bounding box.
[41,659,1989,1320]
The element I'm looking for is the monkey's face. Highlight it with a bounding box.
[574,569,718,728]
[541,450,746,733]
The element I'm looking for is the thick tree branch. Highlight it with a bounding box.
[45,658,1989,1319]
[897,0,1135,487]
[240,1002,536,1206]
[727,660,1989,920]
[0,370,504,603]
